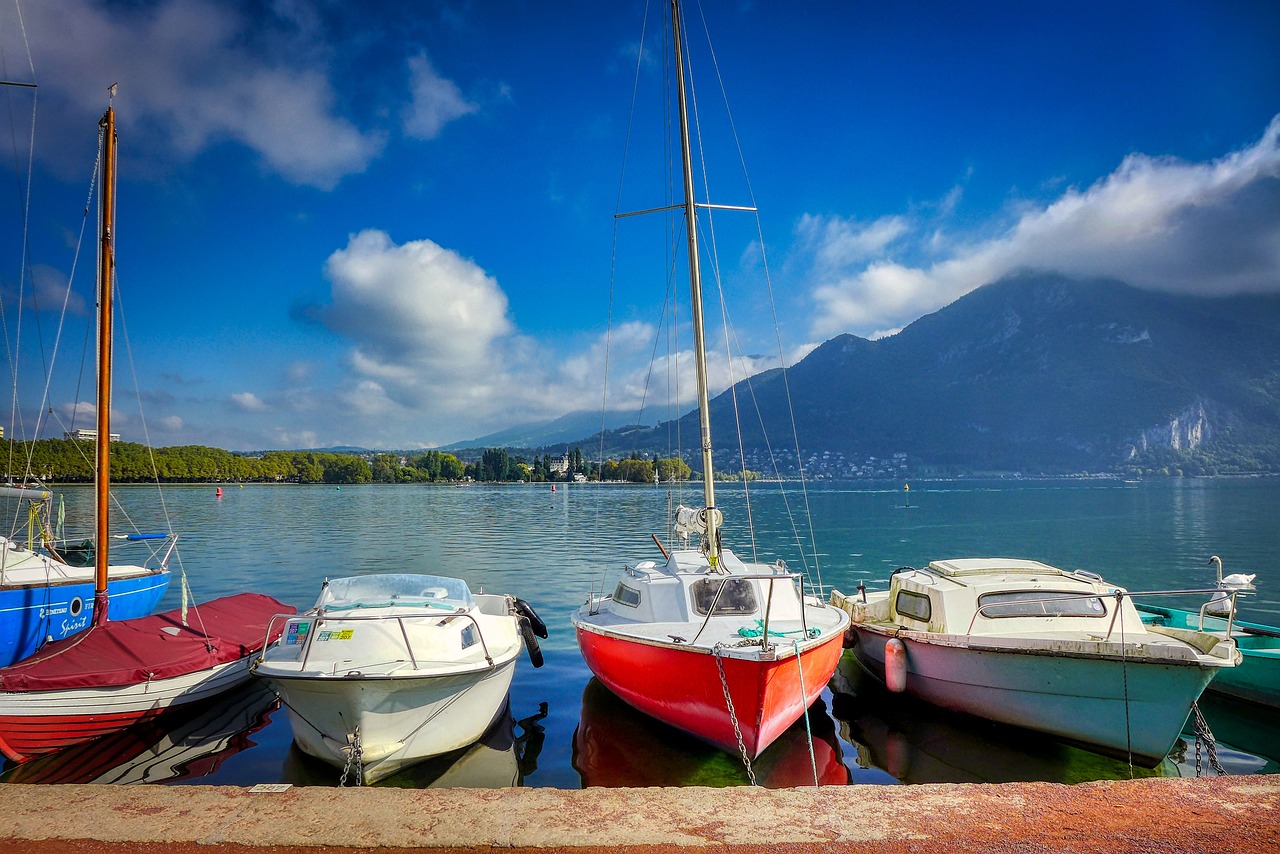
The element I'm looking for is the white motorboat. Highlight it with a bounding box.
[252,573,545,785]
[831,558,1240,766]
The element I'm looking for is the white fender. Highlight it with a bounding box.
[884,637,908,693]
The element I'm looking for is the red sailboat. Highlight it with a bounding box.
[0,95,292,764]
[570,1,850,763]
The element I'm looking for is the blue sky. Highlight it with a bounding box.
[1,0,1278,451]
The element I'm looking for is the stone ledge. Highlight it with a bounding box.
[1,777,1277,852]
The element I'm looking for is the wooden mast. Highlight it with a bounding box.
[93,99,116,624]
[670,0,720,567]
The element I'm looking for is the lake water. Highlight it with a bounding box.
[3,477,1278,787]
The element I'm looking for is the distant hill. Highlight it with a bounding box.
[442,409,657,452]
[594,273,1280,475]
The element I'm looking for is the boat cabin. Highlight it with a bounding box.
[857,558,1152,638]
[602,548,807,628]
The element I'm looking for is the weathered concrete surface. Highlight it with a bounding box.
[1,776,1277,853]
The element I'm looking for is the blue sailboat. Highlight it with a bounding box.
[0,487,172,667]
[0,80,170,666]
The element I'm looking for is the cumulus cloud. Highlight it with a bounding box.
[320,230,513,382]
[303,231,795,443]
[229,392,270,413]
[6,0,384,189]
[402,53,478,140]
[808,115,1280,339]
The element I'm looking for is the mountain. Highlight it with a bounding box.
[601,273,1280,475]
[442,409,658,452]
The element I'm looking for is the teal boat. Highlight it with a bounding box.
[1137,604,1280,707]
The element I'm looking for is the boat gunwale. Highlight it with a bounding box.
[850,618,1236,666]
[571,611,847,660]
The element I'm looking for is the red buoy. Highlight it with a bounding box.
[215,487,223,498]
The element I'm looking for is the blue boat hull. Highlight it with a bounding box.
[0,571,171,667]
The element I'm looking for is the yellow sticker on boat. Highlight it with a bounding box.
[317,629,355,641]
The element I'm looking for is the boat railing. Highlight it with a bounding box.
[967,587,1239,643]
[258,608,500,673]
[690,571,810,652]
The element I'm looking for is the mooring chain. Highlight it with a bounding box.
[713,644,757,786]
[1190,702,1226,777]
[339,726,364,787]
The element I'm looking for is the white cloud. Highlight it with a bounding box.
[8,0,384,189]
[321,230,513,383]
[807,115,1280,338]
[402,53,478,141]
[229,392,269,413]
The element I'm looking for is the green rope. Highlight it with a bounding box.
[736,620,819,639]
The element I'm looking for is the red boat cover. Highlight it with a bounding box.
[0,593,294,693]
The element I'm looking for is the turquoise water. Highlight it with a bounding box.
[3,477,1277,786]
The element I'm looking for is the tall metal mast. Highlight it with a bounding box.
[670,0,720,566]
[93,101,116,623]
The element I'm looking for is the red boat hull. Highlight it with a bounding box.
[575,626,845,758]
[0,593,292,763]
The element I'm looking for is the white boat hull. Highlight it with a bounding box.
[852,625,1217,765]
[265,659,518,783]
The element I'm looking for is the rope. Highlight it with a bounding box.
[794,639,819,787]
[1117,591,1134,778]
[737,619,819,639]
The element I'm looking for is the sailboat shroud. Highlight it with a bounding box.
[570,0,851,760]
[0,103,292,763]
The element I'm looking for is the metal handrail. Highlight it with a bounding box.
[257,607,499,674]
[689,570,813,651]
[963,587,1239,642]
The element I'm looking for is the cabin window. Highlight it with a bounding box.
[895,590,932,622]
[613,583,642,608]
[978,590,1107,618]
[691,578,758,616]
[461,624,477,649]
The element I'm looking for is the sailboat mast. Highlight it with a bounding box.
[93,103,116,622]
[670,0,720,564]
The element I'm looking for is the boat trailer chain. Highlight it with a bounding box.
[1190,702,1225,777]
[339,726,364,787]
[713,644,757,786]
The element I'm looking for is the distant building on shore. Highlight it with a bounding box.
[548,453,570,475]
[64,428,120,443]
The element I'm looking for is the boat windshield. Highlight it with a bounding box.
[978,590,1107,618]
[318,574,475,611]
[691,578,758,616]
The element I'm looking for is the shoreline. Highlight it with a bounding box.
[1,776,1277,852]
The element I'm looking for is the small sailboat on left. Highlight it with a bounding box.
[0,95,293,764]
[0,77,171,669]
[0,487,173,668]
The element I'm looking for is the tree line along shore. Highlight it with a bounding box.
[3,439,694,486]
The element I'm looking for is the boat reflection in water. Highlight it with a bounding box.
[832,656,1280,783]
[0,680,279,785]
[1164,692,1280,777]
[573,678,850,787]
[281,700,548,788]
[829,657,1182,784]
